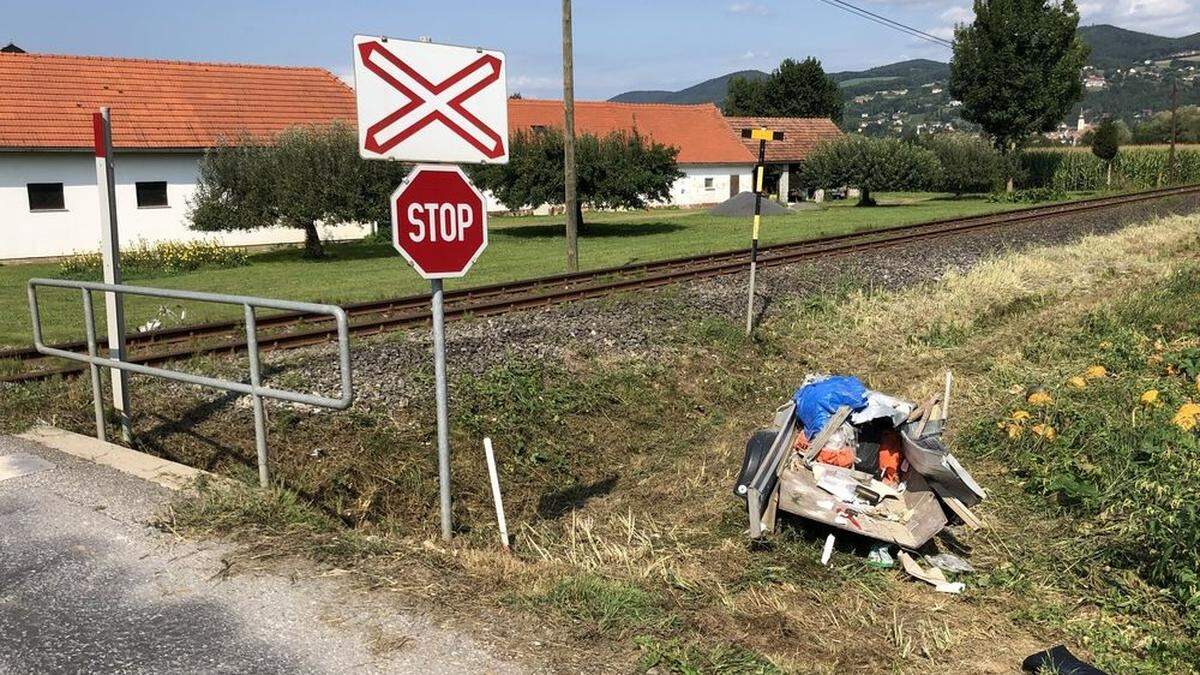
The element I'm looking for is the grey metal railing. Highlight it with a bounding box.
[27,278,354,487]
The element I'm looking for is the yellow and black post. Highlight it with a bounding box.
[741,127,782,335]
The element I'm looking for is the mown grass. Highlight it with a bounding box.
[5,210,1200,671]
[0,191,1035,347]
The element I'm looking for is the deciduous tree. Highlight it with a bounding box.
[189,122,408,258]
[725,58,844,123]
[919,133,1005,196]
[1091,118,1121,186]
[799,135,941,206]
[470,128,682,227]
[949,0,1089,190]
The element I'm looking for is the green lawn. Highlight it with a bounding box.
[0,192,1034,347]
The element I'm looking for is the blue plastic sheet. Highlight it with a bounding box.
[793,376,868,435]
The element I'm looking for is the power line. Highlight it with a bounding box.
[812,0,954,48]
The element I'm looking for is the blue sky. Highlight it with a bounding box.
[6,1,1200,100]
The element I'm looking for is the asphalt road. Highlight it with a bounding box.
[0,434,521,674]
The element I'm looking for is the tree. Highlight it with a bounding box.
[470,128,682,225]
[189,122,408,258]
[949,0,1090,190]
[1091,118,1121,187]
[799,135,941,206]
[725,58,844,123]
[919,134,1005,196]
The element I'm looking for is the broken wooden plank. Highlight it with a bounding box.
[802,405,852,465]
[943,495,983,530]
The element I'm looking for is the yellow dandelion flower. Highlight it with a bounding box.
[1173,403,1200,432]
[1098,340,1113,349]
[1006,423,1024,439]
[1031,423,1057,440]
[1084,365,1107,379]
[1027,391,1053,406]
[1067,376,1087,390]
[1011,410,1032,421]
[1140,389,1160,406]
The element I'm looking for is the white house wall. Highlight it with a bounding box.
[0,152,369,260]
[669,164,754,207]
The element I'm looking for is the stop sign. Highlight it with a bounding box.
[390,164,488,278]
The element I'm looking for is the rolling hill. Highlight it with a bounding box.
[608,24,1200,134]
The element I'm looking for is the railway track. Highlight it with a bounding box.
[5,183,1199,384]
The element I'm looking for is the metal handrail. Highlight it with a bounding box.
[27,278,354,487]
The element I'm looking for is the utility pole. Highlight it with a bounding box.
[562,0,579,272]
[1168,77,1179,185]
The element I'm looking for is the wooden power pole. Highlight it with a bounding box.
[562,0,579,272]
[1169,77,1179,184]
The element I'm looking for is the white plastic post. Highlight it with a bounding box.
[483,437,510,550]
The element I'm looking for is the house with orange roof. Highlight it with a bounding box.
[0,49,363,260]
[506,99,758,209]
[724,116,844,201]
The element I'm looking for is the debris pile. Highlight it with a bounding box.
[707,191,792,217]
[734,373,986,592]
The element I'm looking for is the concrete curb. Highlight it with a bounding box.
[17,425,217,491]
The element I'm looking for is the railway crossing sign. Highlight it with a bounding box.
[353,35,509,164]
[390,165,488,278]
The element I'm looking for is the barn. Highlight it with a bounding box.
[0,50,366,261]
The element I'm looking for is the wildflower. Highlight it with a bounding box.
[1098,340,1113,350]
[1173,403,1200,432]
[1011,410,1031,421]
[1006,423,1024,439]
[1140,389,1161,407]
[1084,365,1107,379]
[1031,423,1057,440]
[1067,376,1087,390]
[1027,391,1053,406]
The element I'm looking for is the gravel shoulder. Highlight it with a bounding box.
[0,434,525,674]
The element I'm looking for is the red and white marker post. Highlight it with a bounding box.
[93,108,132,442]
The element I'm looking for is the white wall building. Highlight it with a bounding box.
[0,50,367,261]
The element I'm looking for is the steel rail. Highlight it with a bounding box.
[5,183,1198,384]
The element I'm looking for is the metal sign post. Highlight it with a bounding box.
[93,108,132,442]
[355,34,507,541]
[741,127,783,336]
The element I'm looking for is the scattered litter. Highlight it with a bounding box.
[898,551,963,594]
[1021,644,1107,675]
[733,371,988,592]
[707,191,791,217]
[820,533,836,566]
[924,552,975,574]
[867,543,895,569]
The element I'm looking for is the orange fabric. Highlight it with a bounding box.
[508,99,755,164]
[793,428,855,468]
[0,51,355,149]
[878,431,904,486]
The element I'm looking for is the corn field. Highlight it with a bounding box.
[1020,147,1200,192]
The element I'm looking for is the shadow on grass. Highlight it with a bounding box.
[537,475,619,519]
[497,221,686,240]
[248,240,394,265]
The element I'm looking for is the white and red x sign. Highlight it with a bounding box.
[353,35,509,164]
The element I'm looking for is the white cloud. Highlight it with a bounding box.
[1080,0,1200,34]
[727,2,771,16]
[739,49,770,60]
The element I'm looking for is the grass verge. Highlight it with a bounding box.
[5,211,1199,672]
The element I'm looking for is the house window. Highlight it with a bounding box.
[703,177,715,190]
[136,181,169,208]
[27,183,65,211]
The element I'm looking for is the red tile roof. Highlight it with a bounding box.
[509,99,755,165]
[725,116,844,163]
[0,51,356,150]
